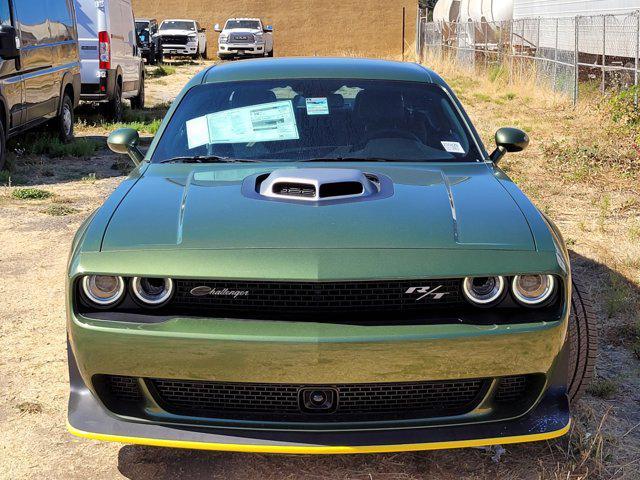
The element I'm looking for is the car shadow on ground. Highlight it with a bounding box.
[112,253,640,479]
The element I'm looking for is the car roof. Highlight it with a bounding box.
[202,58,437,84]
[227,18,261,21]
[161,19,196,23]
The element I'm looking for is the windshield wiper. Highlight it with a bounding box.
[160,156,259,164]
[299,157,393,163]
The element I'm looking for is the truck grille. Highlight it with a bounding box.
[172,278,464,319]
[229,32,255,43]
[149,378,488,422]
[160,35,188,45]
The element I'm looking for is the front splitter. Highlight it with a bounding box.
[68,383,571,455]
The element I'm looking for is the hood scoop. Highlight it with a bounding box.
[259,168,379,202]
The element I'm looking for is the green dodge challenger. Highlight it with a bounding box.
[67,58,597,454]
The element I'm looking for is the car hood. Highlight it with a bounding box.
[101,163,536,252]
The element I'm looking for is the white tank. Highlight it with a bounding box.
[433,0,462,22]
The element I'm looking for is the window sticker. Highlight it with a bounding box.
[441,141,465,154]
[305,97,330,116]
[186,101,299,148]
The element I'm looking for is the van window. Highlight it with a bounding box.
[47,0,75,42]
[14,0,51,46]
[0,0,11,27]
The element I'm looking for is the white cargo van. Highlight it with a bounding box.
[75,0,145,120]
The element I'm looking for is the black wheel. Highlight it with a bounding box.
[56,93,74,143]
[267,49,274,57]
[131,72,145,110]
[0,120,6,171]
[104,81,123,122]
[567,277,598,403]
[202,45,207,60]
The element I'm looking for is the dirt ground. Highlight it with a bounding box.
[1,59,639,479]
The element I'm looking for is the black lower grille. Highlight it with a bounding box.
[104,375,142,402]
[149,378,487,422]
[172,279,464,319]
[495,376,529,403]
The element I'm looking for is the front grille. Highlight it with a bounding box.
[161,35,188,45]
[495,376,529,403]
[149,378,488,422]
[172,279,464,319]
[104,375,142,402]
[229,32,255,43]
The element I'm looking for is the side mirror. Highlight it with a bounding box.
[214,23,222,33]
[199,28,206,33]
[264,25,273,32]
[490,127,529,163]
[107,128,144,165]
[0,25,20,60]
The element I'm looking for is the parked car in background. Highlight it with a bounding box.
[0,0,81,169]
[157,19,207,59]
[215,18,274,59]
[74,0,145,121]
[135,18,159,65]
[67,58,596,453]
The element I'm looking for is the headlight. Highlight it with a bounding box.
[188,35,197,42]
[82,275,125,307]
[131,277,174,307]
[512,275,555,306]
[219,35,228,43]
[462,276,506,306]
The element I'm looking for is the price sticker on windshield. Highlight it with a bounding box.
[441,141,465,154]
[305,98,330,116]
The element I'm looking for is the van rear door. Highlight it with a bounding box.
[75,0,104,86]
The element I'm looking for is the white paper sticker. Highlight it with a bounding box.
[186,101,299,149]
[441,141,465,154]
[305,97,330,115]
[186,116,210,149]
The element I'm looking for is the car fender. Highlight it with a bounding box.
[58,70,79,114]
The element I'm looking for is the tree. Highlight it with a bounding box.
[419,0,438,11]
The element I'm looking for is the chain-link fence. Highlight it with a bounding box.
[417,11,640,104]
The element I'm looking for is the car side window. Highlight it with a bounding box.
[0,0,11,27]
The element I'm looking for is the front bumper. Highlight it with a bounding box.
[68,307,570,452]
[162,44,198,56]
[219,43,265,56]
[67,337,570,453]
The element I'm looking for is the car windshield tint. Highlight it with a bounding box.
[160,21,195,31]
[151,79,482,163]
[225,20,261,29]
[135,22,148,32]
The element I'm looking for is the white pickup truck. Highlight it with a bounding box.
[214,18,274,60]
[157,19,207,60]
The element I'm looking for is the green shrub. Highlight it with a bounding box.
[587,378,618,399]
[26,136,99,158]
[149,63,176,78]
[42,204,79,216]
[12,188,52,200]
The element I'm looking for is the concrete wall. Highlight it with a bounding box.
[131,0,417,58]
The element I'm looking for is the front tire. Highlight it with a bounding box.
[567,277,598,403]
[0,120,6,171]
[56,93,74,143]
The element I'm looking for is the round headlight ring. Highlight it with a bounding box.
[512,274,555,306]
[131,277,174,307]
[82,275,125,307]
[462,276,506,306]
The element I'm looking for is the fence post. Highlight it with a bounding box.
[633,10,640,107]
[574,16,579,104]
[553,18,558,91]
[601,15,606,93]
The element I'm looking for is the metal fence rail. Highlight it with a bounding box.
[417,11,640,104]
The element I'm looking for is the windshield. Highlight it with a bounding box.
[225,20,261,30]
[160,20,195,31]
[135,21,148,33]
[151,79,482,163]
